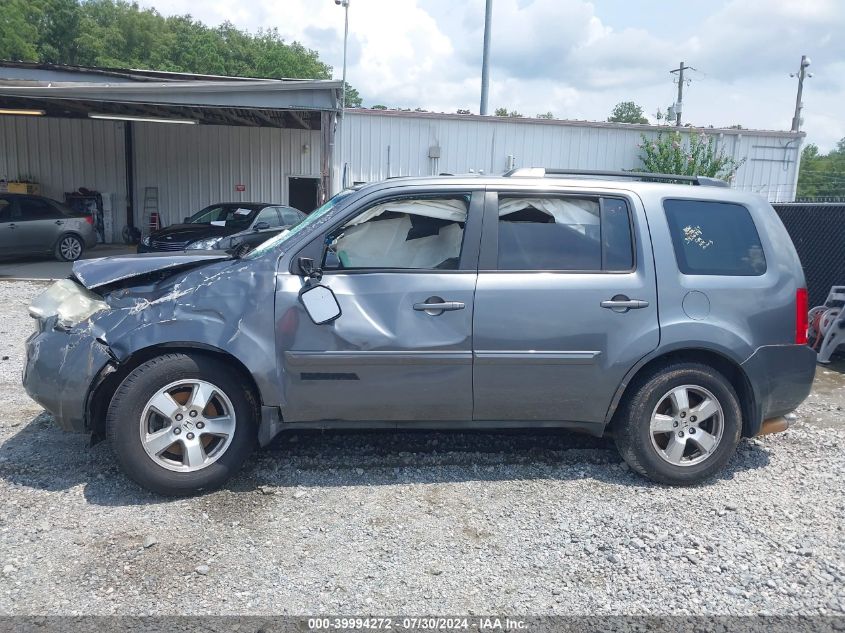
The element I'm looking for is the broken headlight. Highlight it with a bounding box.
[29,279,110,329]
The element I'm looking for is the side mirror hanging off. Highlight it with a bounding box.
[299,283,341,325]
[298,256,323,281]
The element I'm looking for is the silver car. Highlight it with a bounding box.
[0,194,97,261]
[22,170,816,495]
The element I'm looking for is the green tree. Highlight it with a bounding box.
[0,0,42,60]
[797,140,845,199]
[343,82,362,108]
[0,0,363,96]
[370,104,388,110]
[494,107,509,117]
[536,111,554,119]
[609,101,649,124]
[33,0,82,64]
[637,131,744,179]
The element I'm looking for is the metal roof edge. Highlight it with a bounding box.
[0,79,342,93]
[344,108,805,139]
[0,60,332,84]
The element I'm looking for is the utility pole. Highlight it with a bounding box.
[479,0,493,115]
[334,0,350,192]
[338,0,350,112]
[790,55,812,132]
[669,61,694,126]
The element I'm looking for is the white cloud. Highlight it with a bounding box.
[139,0,845,150]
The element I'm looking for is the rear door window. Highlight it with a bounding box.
[18,198,63,221]
[496,196,634,271]
[664,199,766,276]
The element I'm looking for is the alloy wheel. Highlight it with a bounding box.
[139,379,237,472]
[649,384,724,467]
[60,236,82,260]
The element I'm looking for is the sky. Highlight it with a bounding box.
[138,0,845,151]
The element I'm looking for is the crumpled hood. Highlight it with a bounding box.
[72,251,232,290]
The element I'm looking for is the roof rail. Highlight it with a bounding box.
[502,168,730,188]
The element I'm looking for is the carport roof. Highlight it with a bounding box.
[0,61,341,128]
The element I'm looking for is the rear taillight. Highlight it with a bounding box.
[795,288,808,345]
[84,215,94,225]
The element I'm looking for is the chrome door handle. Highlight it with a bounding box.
[55,220,64,225]
[413,296,466,316]
[601,296,649,312]
[413,301,465,311]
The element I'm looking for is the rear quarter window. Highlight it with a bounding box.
[664,199,767,276]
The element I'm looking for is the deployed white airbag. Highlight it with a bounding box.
[346,198,467,226]
[499,197,599,227]
[334,198,467,269]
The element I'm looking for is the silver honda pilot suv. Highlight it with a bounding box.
[23,170,817,495]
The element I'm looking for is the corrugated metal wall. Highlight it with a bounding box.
[339,112,802,202]
[133,123,322,226]
[0,117,322,237]
[0,115,127,239]
[1,112,803,243]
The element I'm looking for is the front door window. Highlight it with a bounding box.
[323,197,468,270]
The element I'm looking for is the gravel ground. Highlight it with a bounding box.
[0,280,843,616]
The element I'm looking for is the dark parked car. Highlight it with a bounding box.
[23,171,816,495]
[138,202,305,256]
[0,194,97,261]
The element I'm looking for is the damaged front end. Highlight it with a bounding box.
[22,250,280,440]
[29,279,110,329]
[23,279,117,433]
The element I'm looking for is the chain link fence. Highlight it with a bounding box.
[773,203,845,308]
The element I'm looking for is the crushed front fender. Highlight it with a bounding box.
[22,318,115,432]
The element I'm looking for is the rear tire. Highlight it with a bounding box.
[55,233,84,261]
[106,353,257,496]
[614,362,742,485]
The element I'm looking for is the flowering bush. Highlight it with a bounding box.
[637,131,744,179]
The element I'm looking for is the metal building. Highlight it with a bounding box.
[1,61,806,247]
[338,109,805,202]
[0,62,341,241]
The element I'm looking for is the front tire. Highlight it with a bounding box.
[614,362,742,485]
[55,234,84,261]
[106,353,257,495]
